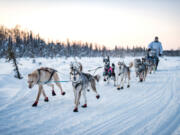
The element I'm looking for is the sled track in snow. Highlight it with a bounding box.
[71,70,177,135]
[0,57,180,135]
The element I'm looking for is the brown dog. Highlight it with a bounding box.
[27,67,65,107]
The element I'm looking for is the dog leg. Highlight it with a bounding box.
[56,82,65,95]
[113,75,116,86]
[73,91,78,112]
[53,73,65,95]
[91,79,100,99]
[120,75,124,89]
[117,84,121,90]
[104,76,106,82]
[127,72,130,88]
[149,67,151,74]
[57,83,65,95]
[116,75,120,90]
[117,86,121,90]
[47,83,56,96]
[73,88,76,105]
[139,73,143,82]
[82,90,87,108]
[144,70,147,81]
[107,77,109,84]
[41,89,49,102]
[114,75,118,86]
[114,79,116,87]
[32,85,42,107]
[124,75,127,83]
[74,90,81,112]
[50,84,56,96]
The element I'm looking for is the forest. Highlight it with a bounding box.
[0,25,179,58]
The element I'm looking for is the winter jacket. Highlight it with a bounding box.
[148,41,163,57]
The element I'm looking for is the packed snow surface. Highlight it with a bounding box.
[0,57,180,135]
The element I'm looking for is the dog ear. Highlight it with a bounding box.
[31,72,38,78]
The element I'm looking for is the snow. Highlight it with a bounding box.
[0,57,180,135]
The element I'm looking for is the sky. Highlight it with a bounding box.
[0,0,180,50]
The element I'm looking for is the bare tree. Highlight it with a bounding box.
[6,37,23,79]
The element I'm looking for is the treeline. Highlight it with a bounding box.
[0,25,179,58]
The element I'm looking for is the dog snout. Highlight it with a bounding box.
[73,77,76,81]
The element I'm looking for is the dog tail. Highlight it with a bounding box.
[129,62,133,68]
[94,74,100,82]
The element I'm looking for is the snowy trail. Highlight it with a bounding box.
[0,57,180,135]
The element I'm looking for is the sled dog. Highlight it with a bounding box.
[134,59,141,77]
[70,65,100,112]
[27,67,65,107]
[134,58,149,82]
[145,57,156,74]
[103,56,116,86]
[116,62,133,90]
[70,61,83,72]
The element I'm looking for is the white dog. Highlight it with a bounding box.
[27,67,65,107]
[116,62,133,90]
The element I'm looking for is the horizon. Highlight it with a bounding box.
[0,0,180,50]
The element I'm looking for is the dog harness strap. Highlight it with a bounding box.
[44,70,56,84]
[75,83,81,89]
[108,67,112,72]
[37,69,41,84]
[36,68,57,84]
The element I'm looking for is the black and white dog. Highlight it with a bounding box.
[70,64,100,112]
[103,56,116,86]
[134,58,148,82]
[146,49,159,72]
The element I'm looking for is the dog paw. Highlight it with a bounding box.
[73,108,78,112]
[52,91,56,96]
[127,85,130,88]
[117,87,120,90]
[32,101,38,107]
[81,104,87,108]
[44,97,49,102]
[120,87,124,89]
[61,92,66,95]
[96,95,100,99]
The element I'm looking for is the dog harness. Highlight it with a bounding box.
[108,67,112,73]
[72,82,81,89]
[104,65,115,76]
[37,68,57,84]
[72,72,93,90]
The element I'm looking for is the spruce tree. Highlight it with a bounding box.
[6,37,23,79]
